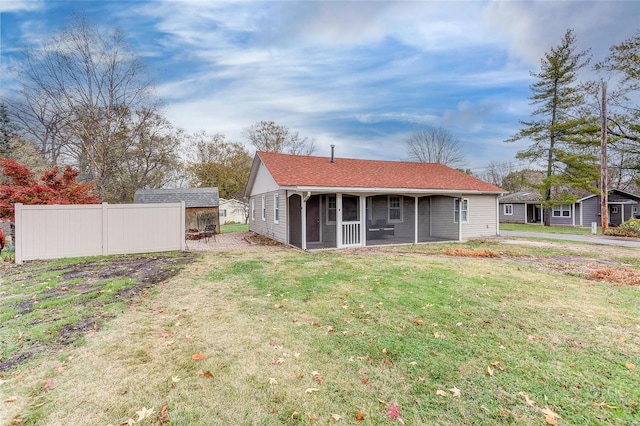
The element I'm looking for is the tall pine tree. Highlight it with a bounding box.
[507,29,599,226]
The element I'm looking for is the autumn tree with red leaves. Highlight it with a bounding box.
[0,157,100,220]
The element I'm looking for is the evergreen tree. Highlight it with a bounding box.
[0,103,17,158]
[506,29,598,226]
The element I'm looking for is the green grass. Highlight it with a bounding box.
[2,242,638,425]
[220,223,249,233]
[500,223,600,234]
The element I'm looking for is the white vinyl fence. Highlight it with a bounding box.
[14,202,186,264]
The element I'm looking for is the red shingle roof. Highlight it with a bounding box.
[257,152,504,192]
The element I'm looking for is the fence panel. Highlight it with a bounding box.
[15,202,185,264]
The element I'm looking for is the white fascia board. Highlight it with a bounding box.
[281,186,502,196]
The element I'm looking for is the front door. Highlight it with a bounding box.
[306,195,320,242]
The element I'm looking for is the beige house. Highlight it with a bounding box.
[219,198,248,224]
[245,151,505,250]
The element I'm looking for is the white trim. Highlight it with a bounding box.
[274,194,280,224]
[552,204,571,218]
[251,199,255,221]
[454,198,468,223]
[261,195,266,221]
[278,185,502,195]
[326,195,337,225]
[387,195,403,223]
[504,204,513,215]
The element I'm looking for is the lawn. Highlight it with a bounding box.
[500,223,599,235]
[1,241,638,425]
[220,223,249,234]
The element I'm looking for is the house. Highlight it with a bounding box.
[498,191,543,224]
[244,151,505,250]
[219,198,248,224]
[134,187,220,232]
[499,189,640,227]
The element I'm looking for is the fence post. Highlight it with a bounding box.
[14,203,23,264]
[102,203,109,256]
[180,201,186,251]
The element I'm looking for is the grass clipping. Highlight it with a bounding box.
[443,247,500,258]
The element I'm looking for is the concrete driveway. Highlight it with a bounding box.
[499,230,640,249]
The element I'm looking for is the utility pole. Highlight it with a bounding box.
[601,81,608,232]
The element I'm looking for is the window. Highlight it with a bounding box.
[220,209,227,217]
[343,196,359,221]
[454,198,468,223]
[326,195,336,224]
[504,204,513,215]
[251,199,255,221]
[552,205,571,217]
[261,196,266,221]
[633,206,638,214]
[274,194,280,223]
[611,206,618,214]
[388,196,403,223]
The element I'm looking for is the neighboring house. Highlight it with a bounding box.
[499,189,640,227]
[219,198,248,224]
[245,151,505,250]
[134,187,220,232]
[498,191,543,224]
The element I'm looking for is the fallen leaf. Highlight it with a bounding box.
[487,366,494,376]
[4,396,18,403]
[592,401,607,407]
[412,319,424,325]
[330,413,342,421]
[305,388,319,394]
[618,337,626,342]
[434,332,446,339]
[327,326,334,333]
[355,411,364,421]
[307,412,319,420]
[449,386,461,397]
[171,376,180,383]
[159,404,169,424]
[0,379,6,386]
[191,353,205,361]
[625,362,636,370]
[268,377,278,385]
[43,380,55,390]
[436,389,447,397]
[136,407,154,422]
[519,391,536,406]
[203,371,214,378]
[540,408,561,420]
[311,371,325,383]
[387,403,402,420]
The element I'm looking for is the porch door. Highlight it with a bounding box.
[306,195,320,242]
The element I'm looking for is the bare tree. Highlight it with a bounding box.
[405,127,466,168]
[242,121,315,155]
[9,16,177,201]
[478,161,515,188]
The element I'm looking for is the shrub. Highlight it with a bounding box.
[605,218,640,238]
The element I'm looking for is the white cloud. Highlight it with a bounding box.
[0,0,44,13]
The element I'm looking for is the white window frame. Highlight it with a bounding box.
[326,195,336,225]
[610,206,618,214]
[387,195,403,223]
[504,204,513,215]
[274,194,280,224]
[220,208,227,217]
[454,198,468,223]
[552,204,571,218]
[251,199,255,221]
[633,206,638,214]
[261,195,266,221]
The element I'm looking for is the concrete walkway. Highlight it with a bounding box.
[499,230,640,249]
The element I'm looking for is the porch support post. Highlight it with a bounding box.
[301,197,307,250]
[458,197,463,241]
[525,203,528,223]
[336,193,343,248]
[414,196,419,244]
[360,195,366,246]
[572,204,576,226]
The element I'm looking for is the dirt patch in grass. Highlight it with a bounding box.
[443,247,500,258]
[0,252,198,371]
[589,266,640,286]
[244,232,286,246]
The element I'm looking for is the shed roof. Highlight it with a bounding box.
[252,152,504,193]
[134,188,219,208]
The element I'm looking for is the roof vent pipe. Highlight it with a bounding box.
[330,144,335,163]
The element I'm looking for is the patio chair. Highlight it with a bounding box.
[200,224,216,243]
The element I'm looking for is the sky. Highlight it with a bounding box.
[1,0,639,174]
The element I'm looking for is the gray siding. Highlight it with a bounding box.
[430,196,458,239]
[417,197,431,242]
[248,189,287,244]
[462,195,498,239]
[499,202,526,223]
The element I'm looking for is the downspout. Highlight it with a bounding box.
[336,193,343,248]
[496,197,500,236]
[360,195,366,246]
[301,196,307,250]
